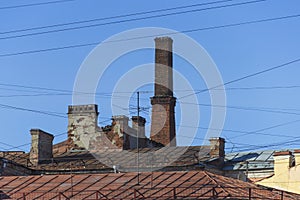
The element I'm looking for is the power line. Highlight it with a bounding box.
[2,83,300,99]
[0,0,235,35]
[0,103,67,118]
[229,119,300,139]
[223,85,300,91]
[2,115,132,151]
[181,102,300,116]
[230,137,300,152]
[4,131,67,151]
[0,0,77,10]
[178,124,300,140]
[0,141,24,151]
[0,0,266,40]
[0,13,299,58]
[179,58,300,99]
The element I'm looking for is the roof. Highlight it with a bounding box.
[224,150,275,171]
[0,145,211,173]
[0,170,298,199]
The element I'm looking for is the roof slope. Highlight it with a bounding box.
[0,146,211,173]
[0,170,299,199]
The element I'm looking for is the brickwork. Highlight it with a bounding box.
[109,116,128,149]
[131,116,146,138]
[67,104,99,150]
[150,37,176,146]
[154,37,173,97]
[29,129,53,165]
[209,137,225,158]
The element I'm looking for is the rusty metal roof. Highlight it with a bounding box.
[0,170,298,199]
[0,145,211,173]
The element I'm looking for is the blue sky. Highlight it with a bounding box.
[0,0,300,152]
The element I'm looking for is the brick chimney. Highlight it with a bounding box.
[67,104,99,150]
[112,115,129,134]
[29,129,53,165]
[209,137,225,158]
[150,37,176,146]
[131,116,146,138]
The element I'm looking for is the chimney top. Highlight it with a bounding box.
[131,116,146,124]
[154,37,173,52]
[30,129,54,138]
[112,115,129,121]
[155,36,173,42]
[209,137,225,158]
[68,104,98,114]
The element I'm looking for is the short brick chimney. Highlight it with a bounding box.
[112,115,129,135]
[29,129,53,165]
[131,116,146,138]
[112,115,129,149]
[209,137,225,158]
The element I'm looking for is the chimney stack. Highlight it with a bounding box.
[209,137,225,158]
[150,37,176,146]
[112,115,129,134]
[68,104,99,150]
[29,129,53,165]
[67,104,99,150]
[132,116,146,138]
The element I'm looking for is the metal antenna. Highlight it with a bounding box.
[137,91,140,185]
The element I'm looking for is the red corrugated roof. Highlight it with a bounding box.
[0,170,299,199]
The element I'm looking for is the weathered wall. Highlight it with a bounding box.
[67,104,100,150]
[257,150,300,194]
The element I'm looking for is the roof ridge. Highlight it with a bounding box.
[203,171,230,196]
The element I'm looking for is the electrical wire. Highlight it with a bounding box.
[3,131,67,151]
[0,13,299,58]
[0,0,77,10]
[0,103,67,118]
[229,119,300,139]
[178,124,300,139]
[181,102,300,116]
[179,58,300,99]
[230,137,300,152]
[0,0,235,35]
[0,0,266,40]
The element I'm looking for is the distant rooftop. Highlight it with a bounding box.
[224,150,276,171]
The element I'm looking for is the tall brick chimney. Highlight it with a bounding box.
[29,129,53,165]
[150,37,176,146]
